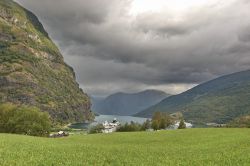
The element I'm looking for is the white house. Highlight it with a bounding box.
[102,118,120,133]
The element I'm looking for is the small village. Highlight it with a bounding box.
[101,118,193,133]
[102,118,121,133]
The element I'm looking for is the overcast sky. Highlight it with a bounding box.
[16,0,250,97]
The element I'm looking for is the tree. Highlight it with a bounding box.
[0,103,51,136]
[117,121,143,132]
[141,119,151,130]
[151,112,174,130]
[151,120,160,130]
[178,119,186,129]
[159,118,167,129]
[152,112,162,121]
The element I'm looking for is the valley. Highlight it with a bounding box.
[1,0,250,165]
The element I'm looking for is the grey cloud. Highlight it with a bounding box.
[15,0,250,96]
[17,0,113,24]
[238,26,250,43]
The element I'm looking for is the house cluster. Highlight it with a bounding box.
[102,118,120,133]
[49,131,69,138]
[206,123,226,127]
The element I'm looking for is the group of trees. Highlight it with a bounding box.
[227,115,250,128]
[117,112,186,132]
[151,112,174,130]
[0,103,51,137]
[117,120,151,132]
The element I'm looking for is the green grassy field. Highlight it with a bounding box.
[1,129,250,166]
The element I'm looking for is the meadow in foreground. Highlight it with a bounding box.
[1,128,250,166]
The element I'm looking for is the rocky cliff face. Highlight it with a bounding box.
[0,0,94,123]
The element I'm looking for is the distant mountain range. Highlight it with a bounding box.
[135,70,250,124]
[91,90,170,116]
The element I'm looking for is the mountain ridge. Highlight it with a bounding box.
[92,89,170,116]
[135,70,250,124]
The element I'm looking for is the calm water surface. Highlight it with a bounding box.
[69,115,148,129]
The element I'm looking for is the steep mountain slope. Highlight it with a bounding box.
[0,0,94,123]
[91,96,105,112]
[92,90,170,116]
[135,70,250,123]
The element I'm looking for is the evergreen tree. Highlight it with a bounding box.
[178,119,186,129]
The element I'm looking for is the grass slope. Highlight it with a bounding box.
[1,129,250,165]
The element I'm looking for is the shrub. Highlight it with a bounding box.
[117,121,144,132]
[0,103,51,136]
[227,115,250,128]
[88,124,104,134]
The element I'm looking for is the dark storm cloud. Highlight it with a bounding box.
[15,0,250,96]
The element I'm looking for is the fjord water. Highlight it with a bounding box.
[95,115,148,124]
[69,115,148,129]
